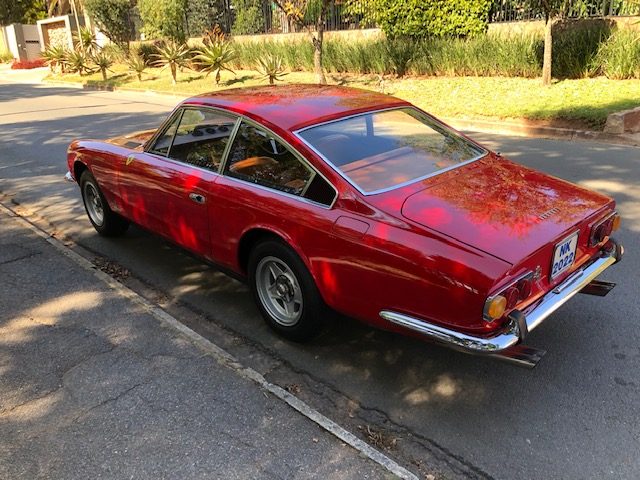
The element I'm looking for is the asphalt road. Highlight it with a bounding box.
[1,81,639,479]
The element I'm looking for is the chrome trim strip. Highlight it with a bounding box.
[293,106,488,197]
[220,174,336,210]
[526,252,616,332]
[143,151,222,178]
[380,242,620,354]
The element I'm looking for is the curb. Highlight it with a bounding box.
[39,78,640,148]
[43,79,190,101]
[441,116,640,148]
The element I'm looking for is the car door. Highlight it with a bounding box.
[118,107,239,259]
[209,119,339,270]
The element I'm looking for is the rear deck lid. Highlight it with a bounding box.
[400,158,612,264]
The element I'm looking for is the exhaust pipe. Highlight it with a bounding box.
[580,279,616,297]
[489,344,546,369]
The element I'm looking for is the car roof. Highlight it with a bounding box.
[181,84,409,132]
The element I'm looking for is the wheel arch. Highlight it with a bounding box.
[73,159,89,184]
[237,227,320,287]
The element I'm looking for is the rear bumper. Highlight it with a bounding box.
[380,239,624,354]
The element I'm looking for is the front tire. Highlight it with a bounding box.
[80,170,129,237]
[248,240,326,342]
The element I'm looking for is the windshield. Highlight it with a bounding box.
[298,108,486,194]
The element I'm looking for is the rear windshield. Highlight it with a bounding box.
[298,108,485,194]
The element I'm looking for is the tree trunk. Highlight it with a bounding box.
[313,4,327,85]
[542,16,553,86]
[312,34,326,85]
[101,67,107,81]
[170,63,177,85]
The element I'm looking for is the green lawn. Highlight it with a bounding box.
[47,65,640,130]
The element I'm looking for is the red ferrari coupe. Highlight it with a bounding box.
[66,85,623,367]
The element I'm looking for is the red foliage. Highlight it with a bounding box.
[10,58,46,70]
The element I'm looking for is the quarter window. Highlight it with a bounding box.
[224,122,313,196]
[149,113,180,156]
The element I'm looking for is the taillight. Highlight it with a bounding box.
[590,212,618,247]
[516,277,532,300]
[484,272,534,323]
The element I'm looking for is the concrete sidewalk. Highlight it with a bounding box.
[0,206,398,479]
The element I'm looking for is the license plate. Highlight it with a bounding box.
[551,232,579,279]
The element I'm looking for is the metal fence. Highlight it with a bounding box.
[222,0,374,35]
[489,0,640,23]
[208,0,640,36]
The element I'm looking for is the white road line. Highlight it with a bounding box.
[0,201,419,480]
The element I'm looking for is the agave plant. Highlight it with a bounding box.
[257,54,288,85]
[65,49,91,75]
[194,41,236,85]
[41,45,67,73]
[74,27,99,55]
[152,41,190,85]
[126,52,148,82]
[91,50,114,81]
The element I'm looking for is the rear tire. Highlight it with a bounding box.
[248,240,326,342]
[80,170,129,237]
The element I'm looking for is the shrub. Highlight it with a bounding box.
[138,0,187,42]
[0,50,14,63]
[101,43,127,63]
[550,19,614,78]
[257,54,288,84]
[185,0,229,37]
[74,27,100,55]
[153,41,190,85]
[42,45,67,73]
[232,0,265,35]
[135,41,161,65]
[126,52,148,81]
[194,41,236,84]
[10,58,46,69]
[91,50,114,81]
[228,26,640,80]
[345,0,492,38]
[84,0,135,49]
[65,50,92,75]
[594,28,640,79]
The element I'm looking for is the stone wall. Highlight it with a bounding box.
[229,28,383,44]
[488,16,640,36]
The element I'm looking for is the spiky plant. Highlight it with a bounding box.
[257,54,288,85]
[194,41,236,85]
[74,27,99,55]
[65,49,91,75]
[126,52,147,81]
[152,41,190,85]
[41,45,67,73]
[91,50,114,81]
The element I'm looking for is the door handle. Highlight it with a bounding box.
[189,193,206,204]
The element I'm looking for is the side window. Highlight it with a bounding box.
[224,122,313,195]
[169,108,238,171]
[149,113,181,156]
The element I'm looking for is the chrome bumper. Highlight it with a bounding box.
[380,239,623,355]
[64,171,75,183]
